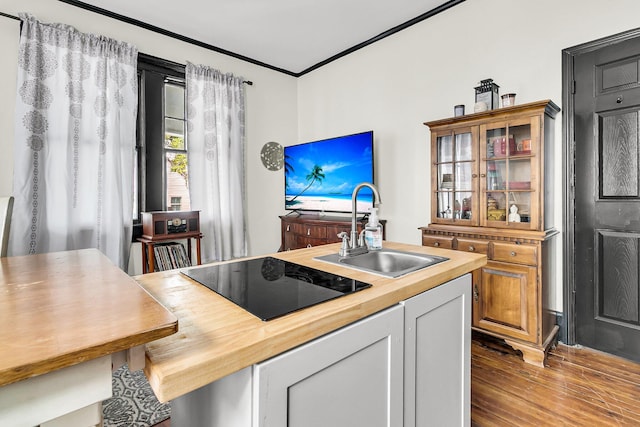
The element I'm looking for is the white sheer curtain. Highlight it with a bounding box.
[9,14,138,270]
[186,62,247,262]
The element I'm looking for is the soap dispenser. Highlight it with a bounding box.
[364,207,383,250]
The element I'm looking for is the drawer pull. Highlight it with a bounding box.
[307,244,312,248]
[510,251,517,257]
[468,245,475,252]
[434,242,440,247]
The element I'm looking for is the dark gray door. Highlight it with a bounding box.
[574,36,640,362]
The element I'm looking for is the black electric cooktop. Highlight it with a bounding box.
[181,257,372,321]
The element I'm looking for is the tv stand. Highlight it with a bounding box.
[279,214,386,251]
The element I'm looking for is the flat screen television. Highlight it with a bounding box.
[284,131,374,214]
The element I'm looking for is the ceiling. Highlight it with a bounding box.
[67,0,461,76]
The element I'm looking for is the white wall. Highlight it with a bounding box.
[0,0,298,272]
[297,0,640,311]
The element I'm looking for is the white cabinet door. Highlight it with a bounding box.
[253,305,404,427]
[402,274,471,427]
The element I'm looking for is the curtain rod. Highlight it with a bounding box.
[0,11,253,86]
[0,11,20,21]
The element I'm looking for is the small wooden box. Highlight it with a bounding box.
[142,211,200,240]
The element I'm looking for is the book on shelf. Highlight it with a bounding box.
[152,242,191,271]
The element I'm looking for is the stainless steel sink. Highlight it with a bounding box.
[314,249,448,278]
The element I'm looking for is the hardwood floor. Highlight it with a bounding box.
[152,338,640,427]
[472,337,640,426]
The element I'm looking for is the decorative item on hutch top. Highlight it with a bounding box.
[474,78,499,110]
[501,93,516,107]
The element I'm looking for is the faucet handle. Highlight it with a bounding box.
[337,232,349,255]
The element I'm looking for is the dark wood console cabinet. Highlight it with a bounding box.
[279,214,387,251]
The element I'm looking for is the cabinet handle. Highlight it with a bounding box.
[468,245,475,252]
[307,228,311,236]
[473,284,479,302]
[434,242,440,247]
[472,173,478,178]
[307,244,312,248]
[286,225,290,232]
[480,173,486,178]
[510,251,517,257]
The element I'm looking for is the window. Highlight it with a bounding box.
[164,82,190,212]
[170,196,182,211]
[133,55,189,238]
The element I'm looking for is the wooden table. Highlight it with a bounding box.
[0,249,178,426]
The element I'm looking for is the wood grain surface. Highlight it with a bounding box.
[135,241,486,402]
[0,249,178,386]
[471,335,640,426]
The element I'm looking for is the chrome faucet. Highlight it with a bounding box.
[338,182,381,257]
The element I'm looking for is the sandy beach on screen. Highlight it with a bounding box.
[286,195,373,213]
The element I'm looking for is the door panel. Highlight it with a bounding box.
[600,111,638,197]
[574,35,640,362]
[473,261,537,343]
[597,230,639,323]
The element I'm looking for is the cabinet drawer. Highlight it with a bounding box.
[456,238,489,255]
[298,237,328,248]
[491,242,537,265]
[282,222,302,234]
[299,224,327,239]
[422,235,454,249]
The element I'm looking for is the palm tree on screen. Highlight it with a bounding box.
[287,165,325,203]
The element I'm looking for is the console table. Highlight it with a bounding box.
[139,210,202,273]
[280,214,386,251]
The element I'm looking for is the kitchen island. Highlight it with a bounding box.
[0,249,178,427]
[136,241,486,426]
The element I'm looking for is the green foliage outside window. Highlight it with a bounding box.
[166,135,188,186]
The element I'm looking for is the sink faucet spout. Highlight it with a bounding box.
[338,182,381,257]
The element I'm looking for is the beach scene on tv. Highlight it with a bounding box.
[285,132,374,214]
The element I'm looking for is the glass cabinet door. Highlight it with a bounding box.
[481,118,539,229]
[433,128,478,225]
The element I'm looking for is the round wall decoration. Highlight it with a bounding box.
[260,141,284,171]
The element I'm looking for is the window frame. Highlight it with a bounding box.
[133,54,187,240]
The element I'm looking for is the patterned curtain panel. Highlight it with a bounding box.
[186,62,247,262]
[10,14,138,270]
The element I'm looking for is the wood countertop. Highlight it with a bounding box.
[0,249,178,387]
[136,241,486,403]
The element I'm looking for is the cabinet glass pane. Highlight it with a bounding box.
[438,164,453,190]
[511,124,532,154]
[507,158,531,190]
[455,132,473,161]
[486,159,506,191]
[455,162,473,191]
[486,128,507,158]
[455,192,473,220]
[507,192,531,223]
[437,192,453,219]
[437,135,453,162]
[486,191,506,222]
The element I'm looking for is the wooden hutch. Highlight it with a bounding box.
[420,100,560,366]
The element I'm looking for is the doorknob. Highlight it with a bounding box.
[616,95,623,103]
